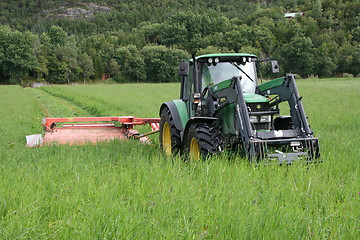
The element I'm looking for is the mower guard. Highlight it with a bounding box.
[26,116,160,147]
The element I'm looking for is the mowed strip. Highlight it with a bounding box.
[26,88,91,118]
[39,83,179,117]
[39,86,111,116]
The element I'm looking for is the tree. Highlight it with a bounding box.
[114,45,146,82]
[338,43,360,76]
[299,16,319,39]
[49,46,78,83]
[197,45,234,55]
[0,25,38,84]
[78,53,94,83]
[82,33,116,78]
[141,45,189,83]
[48,25,68,46]
[273,19,305,45]
[157,11,228,54]
[0,25,10,83]
[314,40,339,77]
[276,37,315,77]
[140,22,163,44]
[252,26,276,56]
[42,26,80,83]
[219,26,253,52]
[108,58,120,80]
[1,0,359,83]
[32,35,48,81]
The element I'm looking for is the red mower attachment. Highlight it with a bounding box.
[26,116,160,147]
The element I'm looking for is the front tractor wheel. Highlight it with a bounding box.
[159,107,182,155]
[184,123,223,161]
[189,136,201,161]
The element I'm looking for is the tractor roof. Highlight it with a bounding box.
[193,53,257,63]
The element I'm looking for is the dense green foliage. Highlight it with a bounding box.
[0,79,359,238]
[0,0,359,84]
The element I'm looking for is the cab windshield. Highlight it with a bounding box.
[202,61,257,93]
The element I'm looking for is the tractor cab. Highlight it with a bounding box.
[179,53,260,118]
[198,54,258,94]
[201,61,257,93]
[181,53,258,93]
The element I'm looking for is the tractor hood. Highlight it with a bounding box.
[211,79,268,103]
[211,79,269,103]
[243,93,269,103]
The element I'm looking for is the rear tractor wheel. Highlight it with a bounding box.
[184,123,224,161]
[159,107,182,155]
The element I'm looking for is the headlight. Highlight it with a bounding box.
[214,57,220,63]
[208,58,213,64]
[249,116,259,123]
[260,115,271,123]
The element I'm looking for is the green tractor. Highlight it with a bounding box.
[159,53,320,163]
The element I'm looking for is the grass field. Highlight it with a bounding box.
[0,79,359,239]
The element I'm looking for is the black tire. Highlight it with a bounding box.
[159,107,182,155]
[184,123,224,161]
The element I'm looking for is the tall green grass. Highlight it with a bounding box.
[0,86,43,146]
[0,79,359,239]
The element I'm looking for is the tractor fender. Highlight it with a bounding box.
[183,117,218,142]
[159,101,186,132]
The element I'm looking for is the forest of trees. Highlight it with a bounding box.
[0,0,359,85]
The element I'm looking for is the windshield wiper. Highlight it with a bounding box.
[230,62,254,82]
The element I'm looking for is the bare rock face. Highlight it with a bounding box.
[45,3,111,19]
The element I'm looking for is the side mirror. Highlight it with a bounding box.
[179,61,189,76]
[271,60,280,73]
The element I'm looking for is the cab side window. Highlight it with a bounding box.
[182,63,193,101]
[201,64,212,89]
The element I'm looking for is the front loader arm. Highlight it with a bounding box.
[233,76,255,149]
[257,74,313,137]
[202,76,255,155]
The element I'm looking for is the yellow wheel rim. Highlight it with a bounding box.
[162,122,172,155]
[189,137,200,161]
